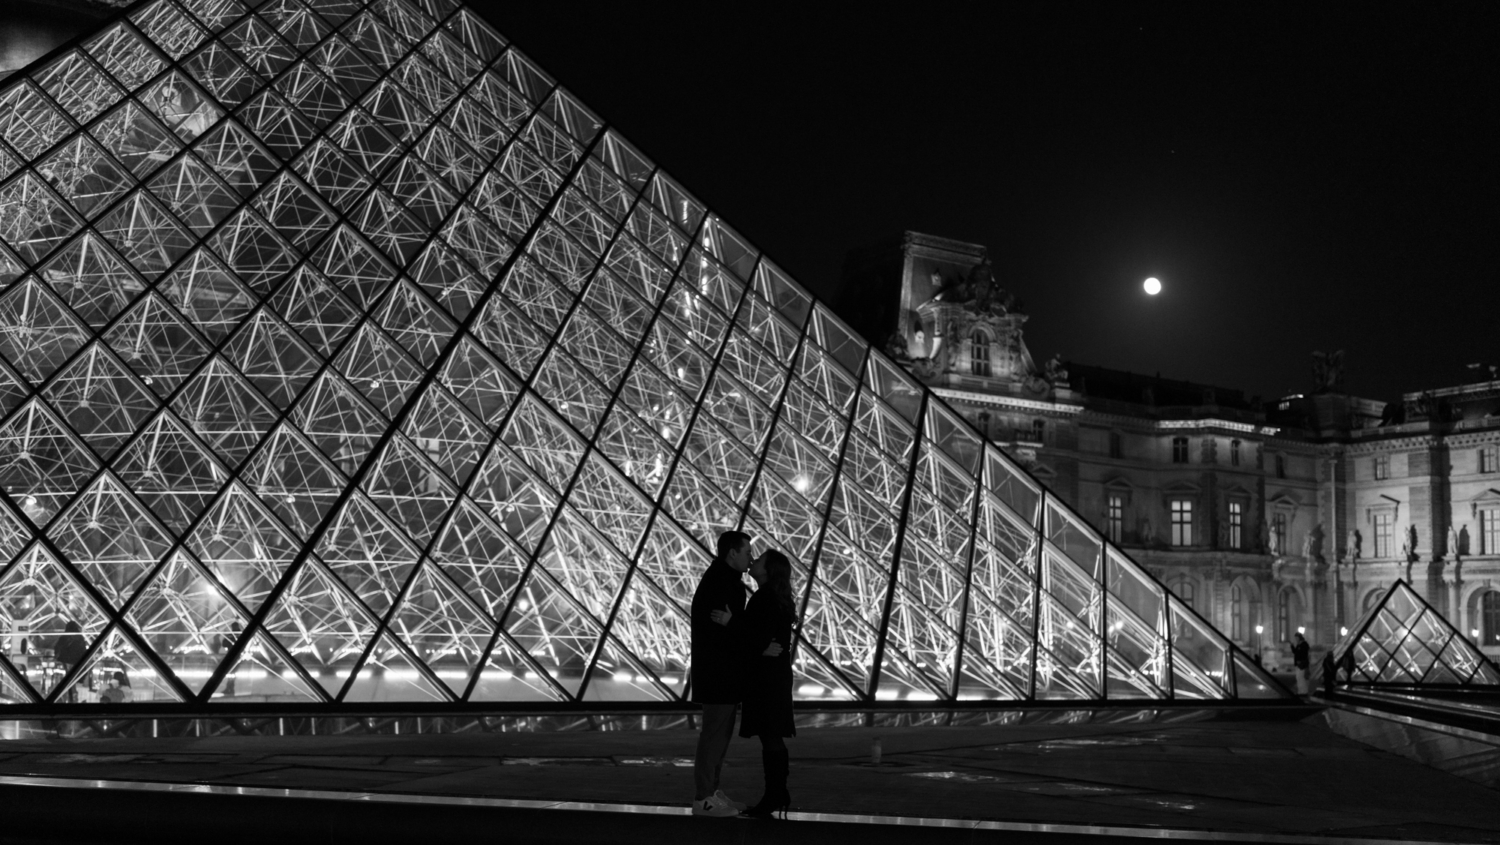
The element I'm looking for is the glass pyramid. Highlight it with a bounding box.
[0,0,1290,708]
[1330,580,1500,687]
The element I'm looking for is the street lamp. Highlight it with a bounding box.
[1254,624,1264,663]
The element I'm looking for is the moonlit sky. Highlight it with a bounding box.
[477,2,1500,404]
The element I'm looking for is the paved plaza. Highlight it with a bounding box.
[0,709,1498,844]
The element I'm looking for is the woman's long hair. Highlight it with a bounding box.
[762,550,796,618]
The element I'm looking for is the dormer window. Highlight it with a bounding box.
[969,329,991,377]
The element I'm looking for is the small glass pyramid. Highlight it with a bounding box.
[0,0,1291,707]
[1330,580,1500,687]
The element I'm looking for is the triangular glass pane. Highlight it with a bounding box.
[212,629,322,702]
[501,564,606,698]
[431,496,529,616]
[194,118,280,196]
[390,562,495,696]
[35,51,125,126]
[343,632,448,702]
[125,550,249,694]
[44,344,161,458]
[0,400,101,524]
[34,135,133,219]
[0,543,109,699]
[224,309,321,409]
[601,575,690,699]
[313,224,396,309]
[403,384,490,485]
[95,190,194,279]
[292,370,387,473]
[262,558,379,698]
[375,280,455,367]
[0,173,80,270]
[157,248,257,343]
[69,625,183,704]
[316,492,420,616]
[209,207,301,295]
[0,280,90,385]
[361,433,458,544]
[269,264,364,356]
[469,632,566,702]
[171,357,279,465]
[244,422,348,538]
[50,473,173,609]
[88,100,182,180]
[333,322,425,419]
[188,482,299,614]
[147,153,240,235]
[466,441,558,552]
[581,634,674,702]
[112,411,229,534]
[103,291,212,398]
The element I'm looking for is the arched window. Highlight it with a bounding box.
[969,329,991,376]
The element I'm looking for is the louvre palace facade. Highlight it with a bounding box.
[0,0,1297,711]
[838,232,1500,670]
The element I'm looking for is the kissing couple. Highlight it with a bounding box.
[689,530,796,819]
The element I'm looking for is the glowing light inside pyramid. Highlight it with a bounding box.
[1332,581,1500,687]
[0,0,1289,707]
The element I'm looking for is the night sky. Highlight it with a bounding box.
[474,2,1499,406]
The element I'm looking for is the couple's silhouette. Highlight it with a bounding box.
[689,530,795,819]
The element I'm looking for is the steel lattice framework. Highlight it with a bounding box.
[1333,580,1500,687]
[0,0,1289,709]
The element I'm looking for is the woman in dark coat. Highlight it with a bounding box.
[738,549,796,818]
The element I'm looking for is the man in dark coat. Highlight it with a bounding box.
[689,530,752,817]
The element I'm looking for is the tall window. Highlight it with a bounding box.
[1484,591,1500,646]
[1170,499,1193,546]
[1373,512,1393,558]
[1482,508,1500,555]
[1230,584,1244,640]
[1109,431,1122,459]
[1278,590,1291,642]
[1171,437,1188,463]
[969,329,991,377]
[1173,578,1195,610]
[1482,444,1499,474]
[1230,439,1241,466]
[1271,512,1287,555]
[1228,502,1243,550]
[1106,495,1123,543]
[1374,455,1390,480]
[1032,419,1045,442]
[1275,454,1286,478]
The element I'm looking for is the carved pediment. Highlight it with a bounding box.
[1266,492,1300,511]
[1469,488,1500,517]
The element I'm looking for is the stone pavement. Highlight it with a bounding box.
[0,709,1497,844]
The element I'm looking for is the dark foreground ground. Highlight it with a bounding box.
[0,708,1496,845]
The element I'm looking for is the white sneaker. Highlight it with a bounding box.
[692,795,738,818]
[714,789,747,811]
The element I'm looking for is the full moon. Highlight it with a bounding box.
[1143,277,1162,295]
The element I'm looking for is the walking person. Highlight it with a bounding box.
[1292,632,1311,696]
[689,530,752,818]
[739,550,795,819]
[53,620,86,703]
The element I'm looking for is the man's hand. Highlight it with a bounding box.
[710,604,732,626]
[761,641,783,657]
